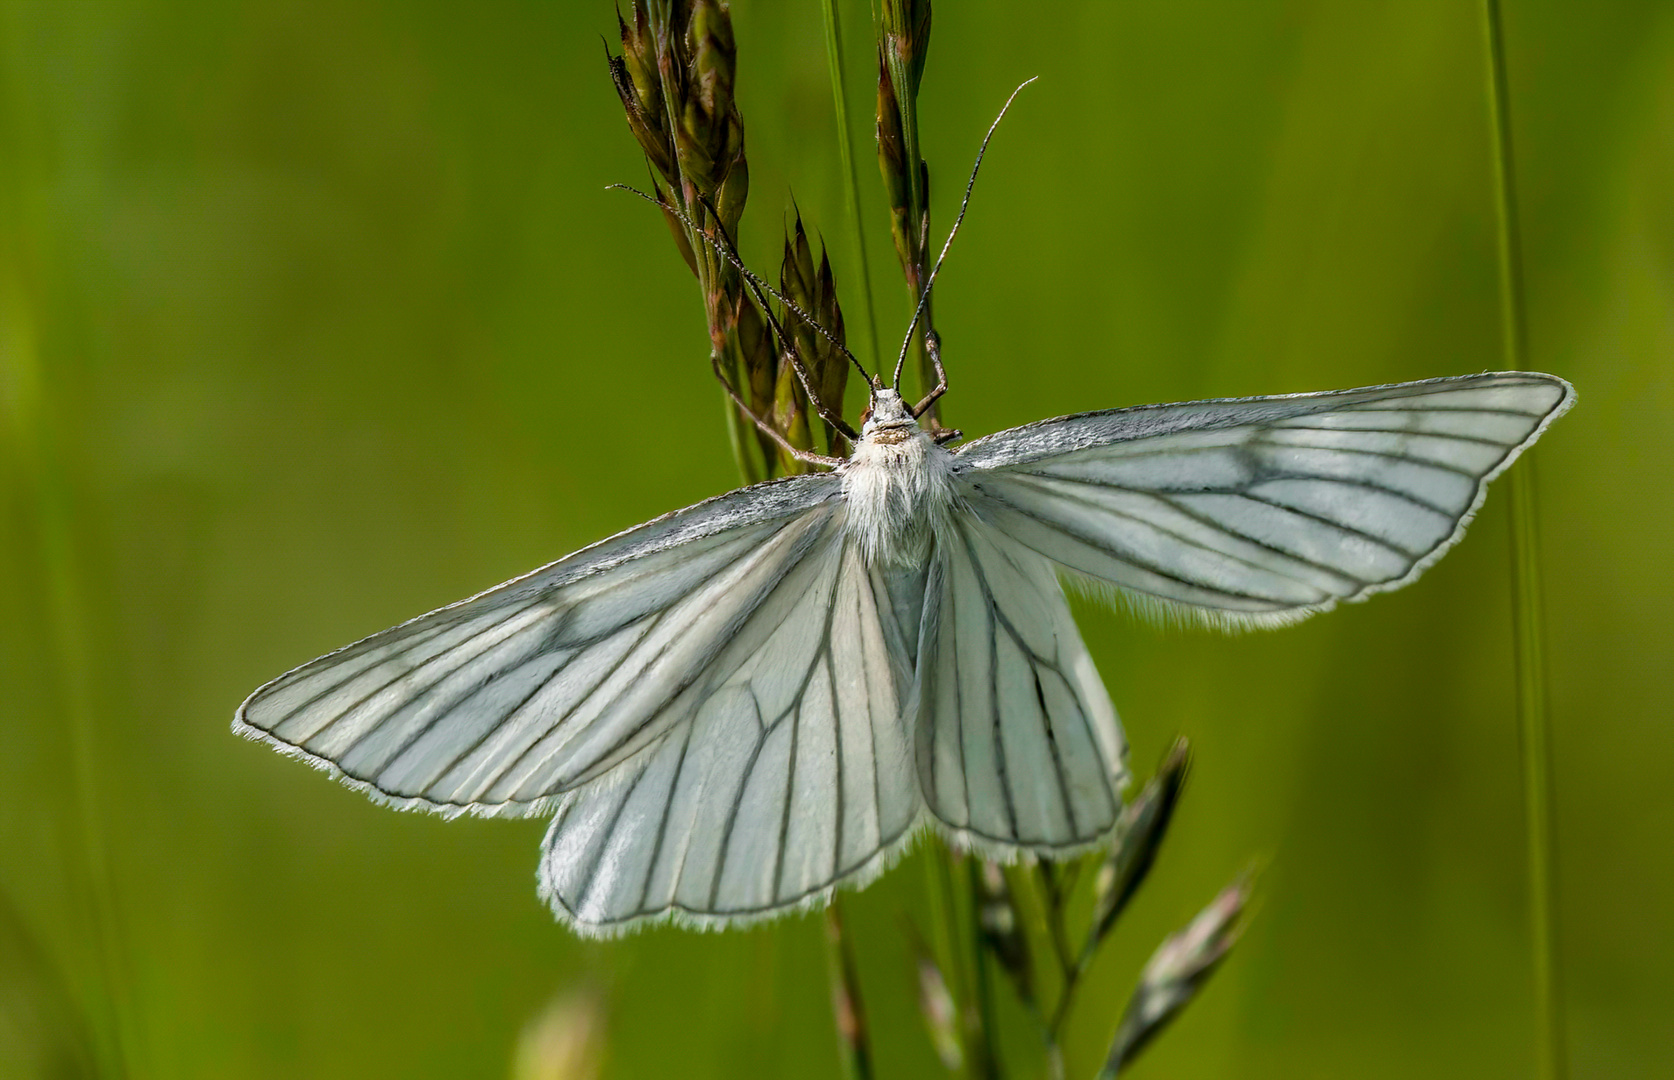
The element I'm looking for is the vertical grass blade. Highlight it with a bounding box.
[1,281,133,1079]
[1507,460,1562,1080]
[0,884,98,1078]
[826,901,875,1080]
[964,859,1002,1080]
[819,0,882,371]
[1479,3,1567,1077]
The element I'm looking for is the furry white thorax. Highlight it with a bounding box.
[841,388,958,567]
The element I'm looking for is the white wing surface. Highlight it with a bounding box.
[538,541,920,932]
[237,473,924,932]
[917,515,1128,852]
[954,373,1573,627]
[236,474,843,813]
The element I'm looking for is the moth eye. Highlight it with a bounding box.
[860,403,873,424]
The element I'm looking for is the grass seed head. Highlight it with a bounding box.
[813,247,850,443]
[610,5,675,180]
[675,0,747,227]
[1099,875,1251,1077]
[779,212,851,456]
[611,0,794,480]
[1089,737,1191,948]
[770,351,815,475]
[975,859,1035,1006]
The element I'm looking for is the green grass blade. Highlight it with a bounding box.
[819,0,882,374]
[2,282,134,1079]
[1480,3,1567,1077]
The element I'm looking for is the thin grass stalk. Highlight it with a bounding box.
[919,848,957,999]
[1030,862,1075,1079]
[819,0,882,372]
[1,285,133,1079]
[921,846,987,1079]
[1025,862,1076,1077]
[965,859,1002,1080]
[611,12,872,1071]
[1479,3,1566,1078]
[826,901,875,1080]
[1,33,129,1068]
[0,884,98,1077]
[1507,463,1561,1076]
[46,502,129,1079]
[944,848,1005,1080]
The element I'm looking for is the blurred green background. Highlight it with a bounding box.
[3,0,1671,1077]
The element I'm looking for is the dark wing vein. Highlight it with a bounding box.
[975,479,1340,603]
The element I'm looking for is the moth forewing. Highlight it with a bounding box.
[233,473,845,819]
[953,371,1574,631]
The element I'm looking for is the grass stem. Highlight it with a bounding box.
[826,900,875,1080]
[1479,3,1566,1077]
[966,858,1002,1080]
[2,281,134,1078]
[819,0,882,373]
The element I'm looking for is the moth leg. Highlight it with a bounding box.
[711,353,846,469]
[781,345,861,444]
[912,329,950,419]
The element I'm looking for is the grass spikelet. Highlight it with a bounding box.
[779,212,851,460]
[1096,875,1252,1078]
[608,0,775,479]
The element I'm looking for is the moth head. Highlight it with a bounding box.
[860,387,916,437]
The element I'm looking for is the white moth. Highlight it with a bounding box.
[234,85,1573,935]
[235,369,1571,936]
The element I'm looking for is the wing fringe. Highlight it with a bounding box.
[538,810,932,938]
[230,714,559,819]
[539,809,1132,938]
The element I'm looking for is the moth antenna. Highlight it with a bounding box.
[608,184,878,398]
[891,77,1037,390]
[694,192,877,397]
[683,192,868,440]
